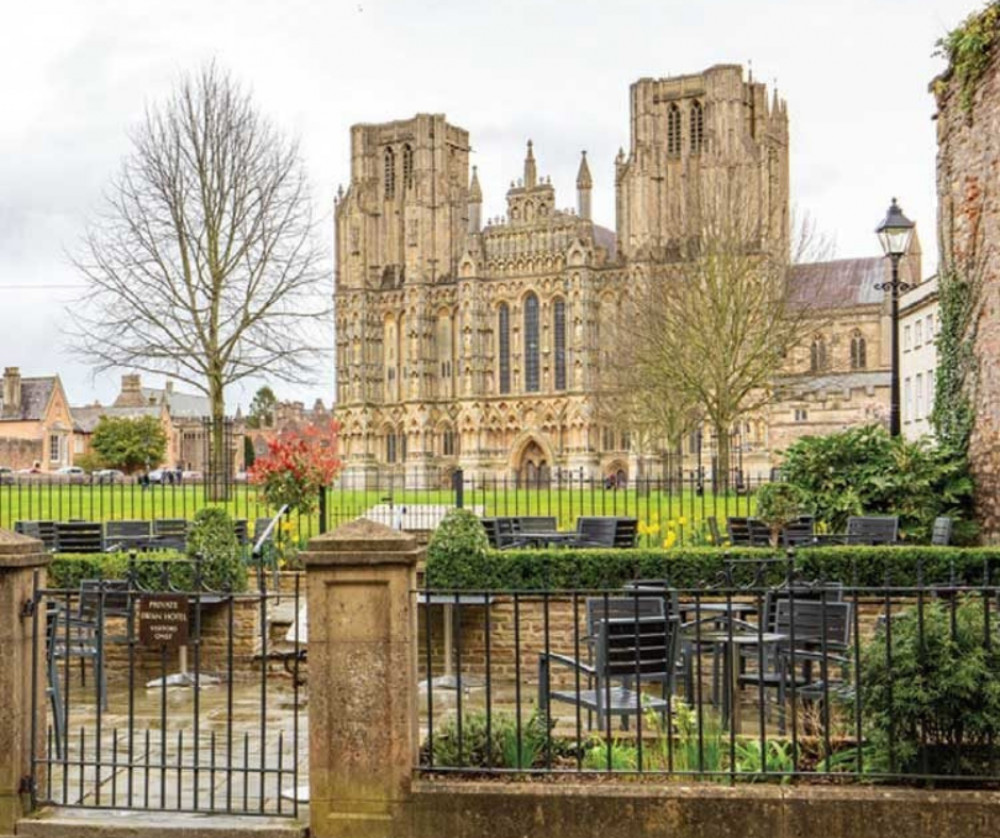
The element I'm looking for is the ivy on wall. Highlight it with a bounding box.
[935,1,1000,113]
[931,265,979,452]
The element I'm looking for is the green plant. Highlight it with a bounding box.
[755,482,808,546]
[425,544,1000,592]
[779,425,976,542]
[423,708,554,769]
[425,509,491,589]
[644,699,724,777]
[186,507,246,592]
[935,1,1000,113]
[90,415,168,474]
[857,598,1000,776]
[581,735,638,771]
[50,552,187,590]
[734,739,795,781]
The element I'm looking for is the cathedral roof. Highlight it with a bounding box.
[593,225,617,260]
[469,166,482,202]
[576,151,592,189]
[787,257,887,309]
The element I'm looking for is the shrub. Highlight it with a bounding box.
[422,708,552,769]
[858,598,1000,776]
[424,544,1000,591]
[249,421,342,515]
[425,509,491,590]
[50,552,187,590]
[187,508,246,592]
[755,482,808,545]
[779,425,976,542]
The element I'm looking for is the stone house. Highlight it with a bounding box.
[0,367,77,471]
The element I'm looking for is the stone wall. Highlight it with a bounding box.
[0,437,42,472]
[935,49,1000,539]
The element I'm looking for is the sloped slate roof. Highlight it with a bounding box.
[788,257,887,309]
[592,224,617,260]
[0,377,55,421]
[776,370,890,397]
[72,405,162,433]
[141,387,210,418]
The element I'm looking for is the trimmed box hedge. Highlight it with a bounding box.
[50,551,188,591]
[424,545,1000,591]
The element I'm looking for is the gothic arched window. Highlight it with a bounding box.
[690,100,704,154]
[384,147,395,199]
[402,144,414,190]
[850,330,867,370]
[553,297,566,391]
[667,103,681,156]
[810,335,827,373]
[498,303,511,394]
[524,293,540,392]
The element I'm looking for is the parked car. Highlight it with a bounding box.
[147,469,166,484]
[0,466,12,485]
[93,468,125,484]
[56,465,87,484]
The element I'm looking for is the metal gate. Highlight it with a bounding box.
[28,555,305,816]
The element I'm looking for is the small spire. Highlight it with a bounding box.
[576,150,592,190]
[524,139,537,188]
[469,165,482,202]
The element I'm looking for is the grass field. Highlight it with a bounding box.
[0,478,765,547]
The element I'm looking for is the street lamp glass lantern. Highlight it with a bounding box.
[875,198,915,257]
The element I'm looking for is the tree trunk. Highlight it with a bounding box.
[715,422,731,493]
[206,373,230,501]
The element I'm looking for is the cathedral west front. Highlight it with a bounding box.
[333,64,915,489]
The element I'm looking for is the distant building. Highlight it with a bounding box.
[899,276,940,440]
[245,398,332,462]
[0,367,76,471]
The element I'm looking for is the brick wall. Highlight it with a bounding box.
[935,53,1000,540]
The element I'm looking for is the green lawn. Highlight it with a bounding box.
[1,480,762,548]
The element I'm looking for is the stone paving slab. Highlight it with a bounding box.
[17,807,307,838]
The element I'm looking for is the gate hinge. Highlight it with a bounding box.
[20,599,36,619]
[18,775,34,796]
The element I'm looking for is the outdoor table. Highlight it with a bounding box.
[678,601,758,623]
[418,593,493,689]
[692,630,787,734]
[511,531,578,548]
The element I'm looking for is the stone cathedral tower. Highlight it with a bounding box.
[333,66,793,488]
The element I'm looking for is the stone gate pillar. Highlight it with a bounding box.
[0,530,48,838]
[303,518,422,838]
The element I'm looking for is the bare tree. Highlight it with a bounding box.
[70,64,328,490]
[607,178,831,487]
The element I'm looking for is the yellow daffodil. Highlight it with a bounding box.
[677,516,687,527]
[662,531,678,549]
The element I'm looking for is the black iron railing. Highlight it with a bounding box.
[417,563,1000,784]
[29,556,304,816]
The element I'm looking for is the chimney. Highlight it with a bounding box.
[2,367,22,417]
[165,380,174,395]
[115,373,144,408]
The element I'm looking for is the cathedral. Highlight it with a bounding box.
[333,64,918,489]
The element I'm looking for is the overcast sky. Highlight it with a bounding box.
[0,0,969,410]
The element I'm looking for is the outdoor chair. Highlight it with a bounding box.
[538,613,681,731]
[725,517,771,547]
[104,520,152,552]
[54,521,104,553]
[570,517,619,548]
[15,520,57,551]
[612,518,639,548]
[233,518,249,548]
[781,516,816,548]
[151,518,188,551]
[931,516,953,546]
[845,515,898,545]
[737,598,853,733]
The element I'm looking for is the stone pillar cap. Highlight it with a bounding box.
[0,528,49,568]
[302,518,423,568]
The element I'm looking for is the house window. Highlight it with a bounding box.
[384,147,396,199]
[904,377,912,421]
[442,430,456,457]
[794,409,808,423]
[49,434,60,462]
[903,325,911,351]
[667,103,681,156]
[524,293,540,392]
[914,319,923,348]
[927,313,935,337]
[927,369,935,413]
[915,373,924,419]
[620,430,631,451]
[74,436,85,455]
[602,427,616,451]
[498,303,511,394]
[690,100,704,153]
[850,330,867,370]
[553,298,566,391]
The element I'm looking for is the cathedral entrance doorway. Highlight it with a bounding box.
[515,439,551,487]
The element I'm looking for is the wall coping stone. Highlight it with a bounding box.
[0,529,48,568]
[302,518,422,568]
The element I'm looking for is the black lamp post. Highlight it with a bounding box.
[875,198,915,437]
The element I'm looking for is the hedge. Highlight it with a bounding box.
[50,551,188,591]
[423,546,1000,591]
